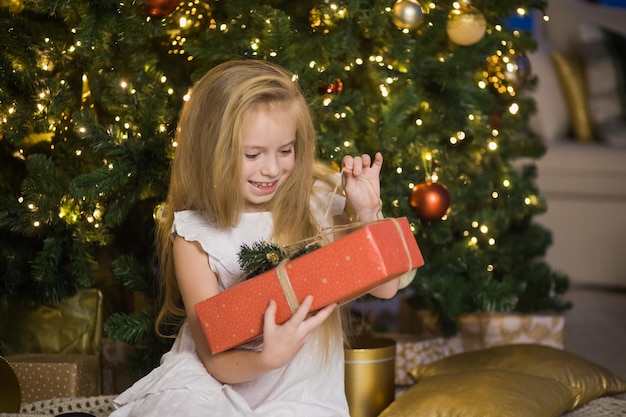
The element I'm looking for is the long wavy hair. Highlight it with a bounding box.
[155,60,344,355]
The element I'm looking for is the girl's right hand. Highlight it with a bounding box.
[259,295,336,370]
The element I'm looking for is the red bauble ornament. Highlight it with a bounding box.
[141,0,179,18]
[410,181,451,221]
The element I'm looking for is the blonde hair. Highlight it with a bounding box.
[155,60,344,354]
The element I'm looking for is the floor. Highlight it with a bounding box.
[563,285,626,399]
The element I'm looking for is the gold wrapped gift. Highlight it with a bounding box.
[0,289,103,403]
[0,288,103,355]
[7,354,100,403]
[458,312,565,351]
[385,333,463,385]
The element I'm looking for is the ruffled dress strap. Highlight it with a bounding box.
[172,210,274,290]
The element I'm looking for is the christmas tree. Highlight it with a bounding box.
[0,0,570,375]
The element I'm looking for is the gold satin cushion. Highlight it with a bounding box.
[409,344,626,409]
[379,369,578,417]
[551,51,595,143]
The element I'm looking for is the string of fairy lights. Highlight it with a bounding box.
[1,0,548,264]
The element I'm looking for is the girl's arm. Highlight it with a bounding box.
[173,236,336,384]
[342,152,400,300]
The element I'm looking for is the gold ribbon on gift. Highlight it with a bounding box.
[276,218,416,313]
[389,218,418,289]
[276,261,299,313]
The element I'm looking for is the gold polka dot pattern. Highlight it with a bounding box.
[7,354,100,403]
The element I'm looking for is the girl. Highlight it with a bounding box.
[111,60,400,416]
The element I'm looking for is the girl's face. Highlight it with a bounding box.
[240,102,296,212]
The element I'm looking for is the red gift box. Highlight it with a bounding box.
[195,217,424,354]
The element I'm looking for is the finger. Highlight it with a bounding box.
[290,295,313,323]
[303,303,337,329]
[342,155,354,172]
[352,156,363,176]
[313,302,336,321]
[368,152,383,178]
[373,152,383,170]
[361,153,372,168]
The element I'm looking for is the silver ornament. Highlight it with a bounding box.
[392,0,424,30]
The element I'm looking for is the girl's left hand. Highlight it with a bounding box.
[341,152,383,222]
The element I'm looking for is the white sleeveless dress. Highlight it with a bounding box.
[111,184,349,417]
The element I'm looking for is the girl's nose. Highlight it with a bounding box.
[260,155,280,177]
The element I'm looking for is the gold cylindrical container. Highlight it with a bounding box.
[344,335,396,417]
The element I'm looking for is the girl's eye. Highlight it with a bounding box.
[280,146,294,155]
[245,153,259,159]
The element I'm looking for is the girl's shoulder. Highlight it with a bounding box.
[173,209,206,224]
[172,210,213,239]
[173,210,273,249]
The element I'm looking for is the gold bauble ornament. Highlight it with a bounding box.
[10,0,23,13]
[1,0,24,13]
[446,3,486,46]
[153,202,166,223]
[391,0,424,30]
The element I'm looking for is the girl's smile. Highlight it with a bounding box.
[249,180,278,193]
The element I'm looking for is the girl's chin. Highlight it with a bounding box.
[243,192,275,211]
